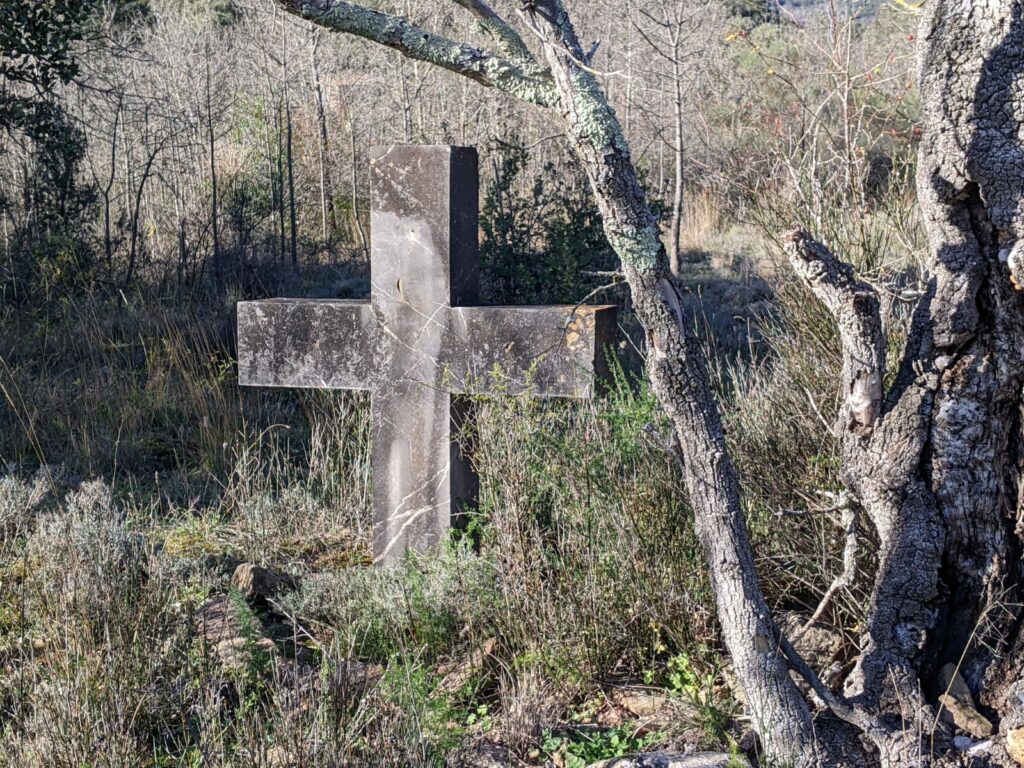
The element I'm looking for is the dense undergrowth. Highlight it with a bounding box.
[0,232,896,766]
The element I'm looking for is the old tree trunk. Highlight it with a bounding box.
[275,0,1024,765]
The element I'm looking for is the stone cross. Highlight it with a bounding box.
[238,146,615,565]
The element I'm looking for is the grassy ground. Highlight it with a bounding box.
[0,223,875,767]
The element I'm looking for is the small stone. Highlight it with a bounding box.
[231,563,295,601]
[213,636,277,672]
[195,594,280,673]
[195,595,242,644]
[937,663,994,738]
[1006,727,1024,764]
[954,735,974,750]
[611,687,674,718]
[967,740,993,757]
[778,611,842,669]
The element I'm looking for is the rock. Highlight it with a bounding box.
[213,636,277,672]
[231,563,295,601]
[195,595,244,645]
[587,752,749,768]
[611,687,675,718]
[1006,727,1024,764]
[937,663,994,738]
[437,638,496,696]
[967,740,993,758]
[778,611,842,671]
[954,735,974,750]
[607,686,698,732]
[195,595,279,673]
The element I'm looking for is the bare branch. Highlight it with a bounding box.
[786,229,885,437]
[275,0,557,107]
[778,632,887,739]
[790,499,859,643]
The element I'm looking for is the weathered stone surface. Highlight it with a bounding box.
[778,611,842,670]
[611,687,678,719]
[238,146,616,564]
[587,752,749,768]
[195,595,278,670]
[607,685,699,733]
[938,663,994,738]
[1006,727,1024,765]
[195,595,245,645]
[214,636,278,672]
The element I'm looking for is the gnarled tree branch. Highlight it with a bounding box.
[786,229,885,438]
[279,0,557,106]
[519,2,840,765]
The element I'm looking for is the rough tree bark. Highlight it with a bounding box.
[271,1,1024,765]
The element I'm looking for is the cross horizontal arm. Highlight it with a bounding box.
[446,305,616,397]
[276,0,558,107]
[238,299,376,390]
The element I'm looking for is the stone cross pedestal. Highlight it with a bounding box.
[238,146,615,564]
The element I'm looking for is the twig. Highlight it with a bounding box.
[778,632,886,739]
[515,8,630,80]
[790,499,859,644]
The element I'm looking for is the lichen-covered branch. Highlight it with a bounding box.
[786,230,885,437]
[451,0,543,74]
[276,0,557,107]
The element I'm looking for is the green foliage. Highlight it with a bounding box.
[480,139,618,304]
[540,726,662,768]
[370,658,467,762]
[0,0,98,93]
[226,588,275,699]
[466,358,713,689]
[724,0,777,20]
[1,110,96,302]
[282,542,497,663]
[644,648,735,744]
[1,0,99,302]
[109,0,154,27]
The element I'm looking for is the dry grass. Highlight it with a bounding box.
[0,189,926,766]
[0,290,737,765]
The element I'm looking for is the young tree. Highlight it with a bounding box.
[1,0,100,298]
[271,1,1024,765]
[627,0,716,274]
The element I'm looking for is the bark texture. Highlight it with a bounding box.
[272,0,1024,765]
[786,3,1024,764]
